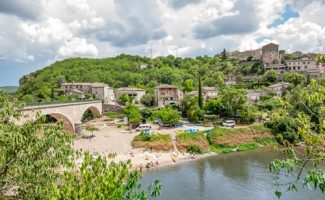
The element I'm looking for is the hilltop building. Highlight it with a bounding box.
[60,82,115,104]
[155,84,183,107]
[230,49,262,61]
[262,43,280,65]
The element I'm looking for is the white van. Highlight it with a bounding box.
[136,124,151,131]
[222,120,236,127]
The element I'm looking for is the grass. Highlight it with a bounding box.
[176,132,210,154]
[133,133,171,142]
[207,124,274,153]
[131,133,173,151]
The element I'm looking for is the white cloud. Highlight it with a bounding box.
[58,37,98,57]
[0,0,325,67]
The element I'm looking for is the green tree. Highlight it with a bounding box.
[238,104,257,124]
[153,108,181,126]
[221,49,227,61]
[0,90,162,199]
[0,90,75,199]
[119,94,129,106]
[123,104,142,124]
[50,153,162,200]
[283,72,306,86]
[205,99,223,115]
[218,87,248,117]
[183,79,195,92]
[262,70,278,83]
[198,76,203,109]
[268,80,325,198]
[140,93,155,106]
[187,104,205,123]
[85,125,99,137]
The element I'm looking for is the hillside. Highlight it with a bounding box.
[0,86,19,93]
[18,54,255,102]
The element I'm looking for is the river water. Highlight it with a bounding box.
[142,148,324,200]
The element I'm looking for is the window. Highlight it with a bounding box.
[305,66,307,69]
[293,66,296,70]
[298,66,300,70]
[289,67,291,70]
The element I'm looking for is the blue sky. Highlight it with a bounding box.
[0,0,324,86]
[268,4,299,28]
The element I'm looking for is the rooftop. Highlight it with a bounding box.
[155,84,178,89]
[61,82,109,87]
[268,82,291,88]
[116,87,145,91]
[202,87,217,91]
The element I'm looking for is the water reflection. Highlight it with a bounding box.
[142,148,323,200]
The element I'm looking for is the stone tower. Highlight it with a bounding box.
[262,43,280,65]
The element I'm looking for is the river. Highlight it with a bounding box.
[142,147,324,200]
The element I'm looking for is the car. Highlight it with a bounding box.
[222,120,236,127]
[136,124,152,131]
[154,119,162,124]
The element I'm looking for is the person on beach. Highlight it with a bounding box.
[139,164,143,172]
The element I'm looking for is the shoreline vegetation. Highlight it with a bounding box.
[125,124,275,171]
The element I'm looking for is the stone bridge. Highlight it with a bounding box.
[20,101,102,134]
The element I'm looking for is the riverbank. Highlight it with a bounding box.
[74,120,217,170]
[74,118,273,171]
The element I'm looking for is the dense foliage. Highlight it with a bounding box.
[153,108,181,126]
[0,90,161,199]
[267,80,325,198]
[17,55,240,102]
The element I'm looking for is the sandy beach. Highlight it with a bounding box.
[74,117,215,171]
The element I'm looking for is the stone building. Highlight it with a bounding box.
[264,57,324,78]
[267,82,291,97]
[230,49,262,61]
[185,87,218,100]
[115,87,146,103]
[262,43,280,65]
[60,82,115,104]
[155,84,183,107]
[202,87,218,99]
[246,90,267,104]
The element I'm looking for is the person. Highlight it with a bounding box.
[139,164,143,173]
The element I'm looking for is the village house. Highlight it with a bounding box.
[246,90,266,104]
[202,87,218,99]
[267,82,291,97]
[155,84,183,107]
[265,57,324,78]
[115,87,146,103]
[60,82,115,104]
[185,87,218,100]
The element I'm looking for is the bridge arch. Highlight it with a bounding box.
[80,105,101,122]
[45,113,75,133]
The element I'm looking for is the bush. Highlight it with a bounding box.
[187,145,203,154]
[153,108,181,126]
[140,94,155,106]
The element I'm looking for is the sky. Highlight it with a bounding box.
[0,0,325,86]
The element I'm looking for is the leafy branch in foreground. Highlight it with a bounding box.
[0,90,162,199]
[267,80,325,198]
[50,152,162,200]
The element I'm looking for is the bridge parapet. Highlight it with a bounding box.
[20,101,103,134]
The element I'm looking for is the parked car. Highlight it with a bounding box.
[136,124,152,131]
[222,120,236,127]
[154,119,162,124]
